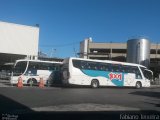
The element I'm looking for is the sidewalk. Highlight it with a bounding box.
[0,78,160,88]
[0,82,10,87]
[0,79,11,87]
[150,84,160,88]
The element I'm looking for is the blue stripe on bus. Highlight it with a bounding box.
[81,69,125,86]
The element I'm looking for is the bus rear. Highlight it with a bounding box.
[61,58,70,85]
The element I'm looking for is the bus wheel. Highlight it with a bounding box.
[27,78,37,86]
[91,79,99,88]
[135,82,142,89]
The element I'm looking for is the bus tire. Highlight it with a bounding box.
[91,79,99,88]
[27,78,37,85]
[135,81,142,89]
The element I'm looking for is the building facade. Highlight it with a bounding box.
[0,21,39,65]
[79,38,160,78]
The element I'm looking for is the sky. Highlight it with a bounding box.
[0,0,160,58]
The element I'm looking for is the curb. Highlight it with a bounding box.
[150,85,160,88]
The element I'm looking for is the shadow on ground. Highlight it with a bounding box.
[0,94,159,120]
[129,91,160,109]
[129,91,160,99]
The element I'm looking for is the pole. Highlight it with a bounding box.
[110,41,112,60]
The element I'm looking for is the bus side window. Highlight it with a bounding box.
[123,65,129,73]
[87,62,92,70]
[99,63,104,71]
[93,62,98,70]
[120,65,122,72]
[72,60,81,69]
[130,66,142,79]
[93,63,97,70]
[94,62,99,70]
[112,65,115,72]
[51,65,57,71]
[135,67,142,79]
[121,65,125,73]
[105,63,109,71]
[117,65,121,72]
[88,62,98,70]
[116,65,120,72]
[128,66,132,73]
[109,64,112,71]
[99,63,107,71]
[81,61,88,69]
[127,66,133,73]
[112,64,120,72]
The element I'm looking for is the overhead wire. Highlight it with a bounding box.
[40,41,80,48]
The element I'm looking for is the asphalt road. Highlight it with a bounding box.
[0,80,160,120]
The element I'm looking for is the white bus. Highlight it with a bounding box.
[10,59,62,85]
[62,57,153,88]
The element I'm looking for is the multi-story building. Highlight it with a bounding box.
[79,38,160,78]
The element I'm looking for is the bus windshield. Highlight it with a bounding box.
[140,67,153,80]
[13,61,28,76]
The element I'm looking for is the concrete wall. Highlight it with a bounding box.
[0,21,39,56]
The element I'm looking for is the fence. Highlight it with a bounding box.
[0,71,11,80]
[152,78,160,85]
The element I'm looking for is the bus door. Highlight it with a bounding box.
[122,65,137,86]
[132,66,143,83]
[124,66,143,87]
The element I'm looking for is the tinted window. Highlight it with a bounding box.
[121,65,127,73]
[72,60,81,68]
[13,61,27,76]
[143,70,152,80]
[131,66,142,79]
[99,63,110,71]
[87,62,99,70]
[140,67,153,80]
[111,64,120,72]
[28,62,59,71]
[118,65,141,79]
[81,61,88,69]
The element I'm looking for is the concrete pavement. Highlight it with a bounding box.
[31,103,140,112]
[0,79,160,88]
[0,81,160,120]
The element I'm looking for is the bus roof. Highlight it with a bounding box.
[67,57,147,68]
[15,59,62,64]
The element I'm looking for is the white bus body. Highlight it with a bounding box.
[62,57,153,88]
[10,59,62,85]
